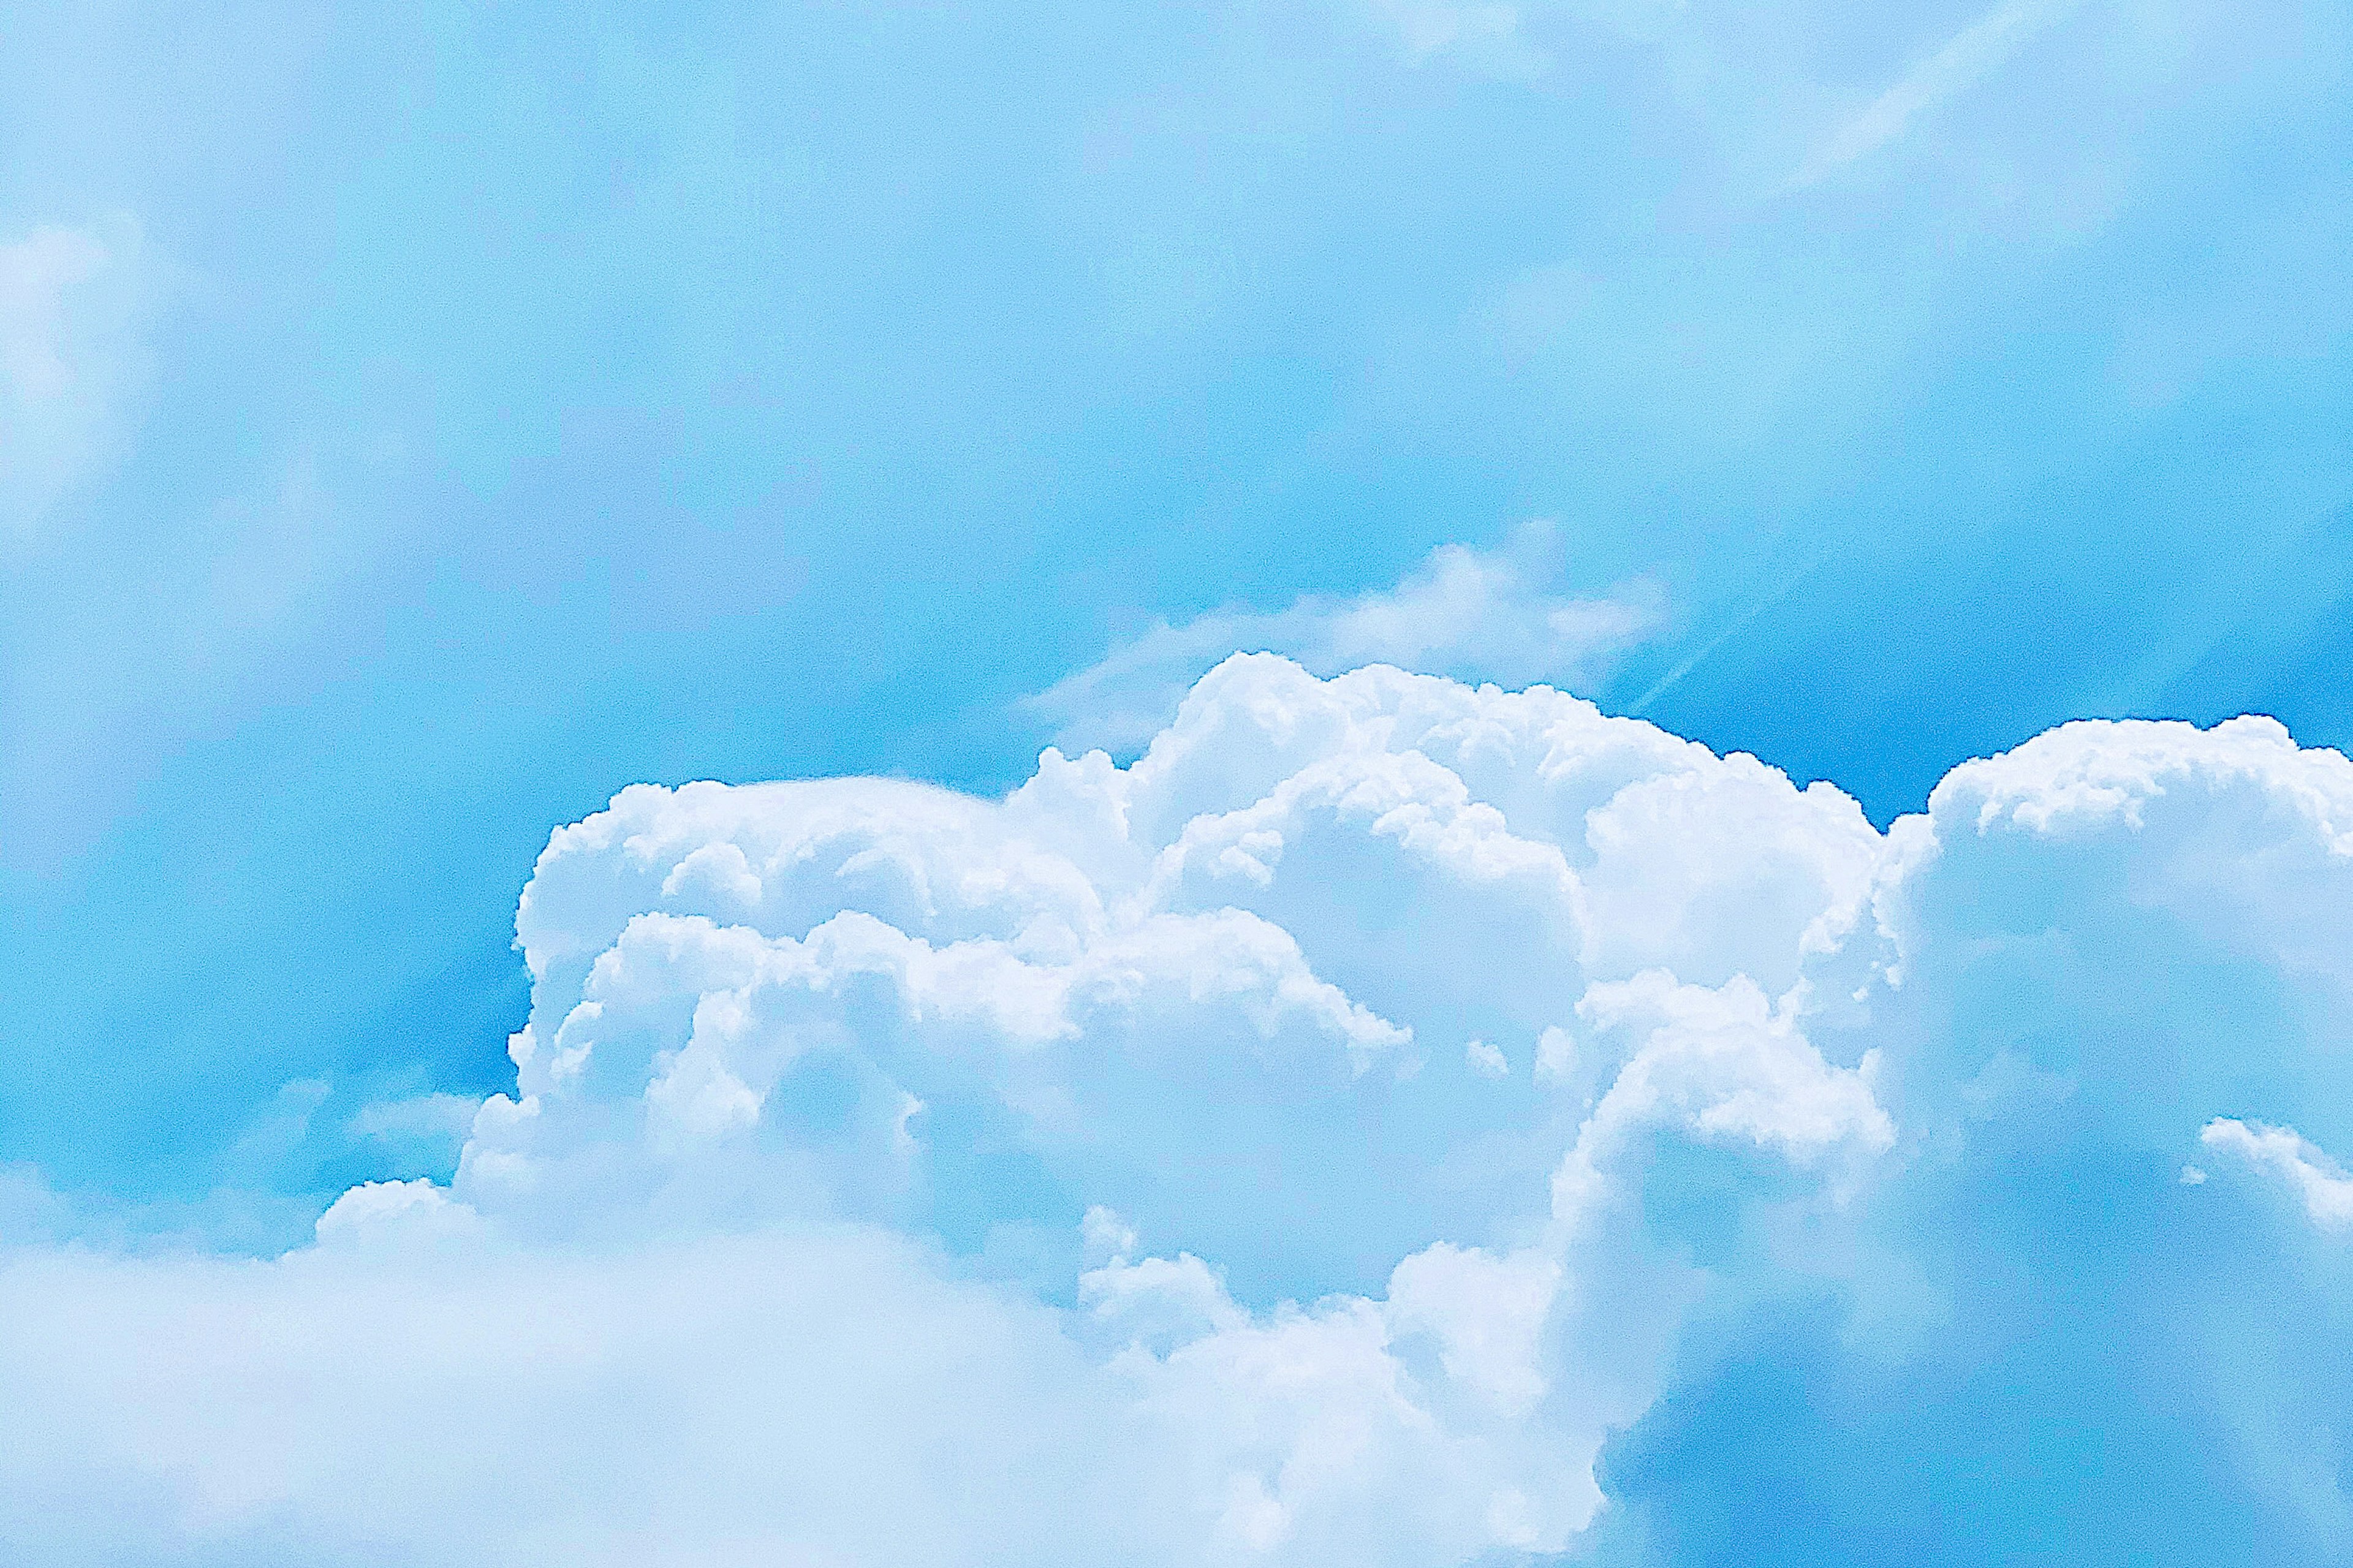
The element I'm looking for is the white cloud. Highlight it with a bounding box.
[1534,1023,1577,1084]
[314,1177,485,1248]
[9,656,2353,1561]
[0,216,156,537]
[1022,525,1662,753]
[2200,1119,2353,1230]
[1550,969,1891,1224]
[1931,713,2353,849]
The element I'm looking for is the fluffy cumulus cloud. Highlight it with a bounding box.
[6,657,2353,1564]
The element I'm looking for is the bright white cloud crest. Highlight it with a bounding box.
[7,657,2353,1563]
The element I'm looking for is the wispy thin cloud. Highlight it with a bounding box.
[1023,523,1662,754]
[1791,0,2082,188]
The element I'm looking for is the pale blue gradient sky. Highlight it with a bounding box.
[1,0,2346,1212]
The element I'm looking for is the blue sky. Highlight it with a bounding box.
[5,0,2344,1206]
[2,2,2351,1560]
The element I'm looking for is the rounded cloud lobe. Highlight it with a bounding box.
[6,658,2353,1564]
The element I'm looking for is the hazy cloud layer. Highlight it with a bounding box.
[0,218,154,537]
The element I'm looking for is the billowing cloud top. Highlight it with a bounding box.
[7,656,2353,1565]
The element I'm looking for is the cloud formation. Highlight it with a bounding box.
[2203,1119,2353,1230]
[1024,526,1662,753]
[6,658,2352,1564]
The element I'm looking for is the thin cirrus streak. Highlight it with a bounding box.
[1789,0,2085,189]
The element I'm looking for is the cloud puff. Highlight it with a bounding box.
[0,217,156,537]
[1022,525,1662,753]
[2202,1119,2353,1230]
[6,658,2353,1564]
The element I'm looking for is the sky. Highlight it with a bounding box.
[1,0,2351,1561]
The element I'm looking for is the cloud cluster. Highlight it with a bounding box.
[6,657,2352,1564]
